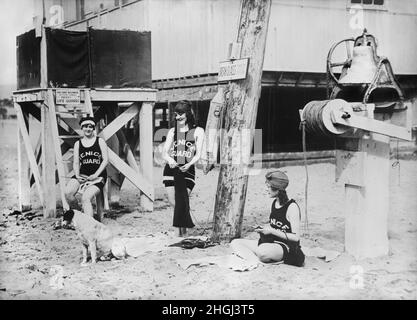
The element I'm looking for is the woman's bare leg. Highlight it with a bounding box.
[81,185,101,218]
[65,178,80,208]
[256,243,284,263]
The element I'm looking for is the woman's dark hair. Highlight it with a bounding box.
[174,100,195,128]
[277,189,289,205]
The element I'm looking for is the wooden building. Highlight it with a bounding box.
[34,0,417,155]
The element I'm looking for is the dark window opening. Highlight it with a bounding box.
[351,0,384,5]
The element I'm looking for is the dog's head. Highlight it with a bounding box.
[62,209,75,227]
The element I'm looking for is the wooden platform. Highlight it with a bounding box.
[13,87,157,217]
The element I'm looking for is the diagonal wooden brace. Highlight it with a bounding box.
[107,148,154,201]
[14,102,44,205]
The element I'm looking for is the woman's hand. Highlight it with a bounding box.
[179,163,192,172]
[256,226,274,236]
[87,174,98,181]
[76,175,87,183]
[168,158,178,169]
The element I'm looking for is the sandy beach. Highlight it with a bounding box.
[0,119,416,300]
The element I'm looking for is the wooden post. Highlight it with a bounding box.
[47,90,69,211]
[15,102,44,206]
[17,112,31,212]
[139,102,154,211]
[342,133,390,258]
[41,102,56,217]
[105,103,121,206]
[40,26,47,88]
[212,0,272,242]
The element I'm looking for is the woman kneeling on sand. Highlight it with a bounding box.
[231,170,305,267]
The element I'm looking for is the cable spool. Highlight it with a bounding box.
[301,99,350,136]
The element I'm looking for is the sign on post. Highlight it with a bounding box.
[55,89,81,105]
[218,58,249,82]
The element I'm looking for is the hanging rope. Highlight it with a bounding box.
[302,100,334,137]
[392,139,401,186]
[299,120,310,236]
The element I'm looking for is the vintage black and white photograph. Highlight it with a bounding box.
[0,0,416,301]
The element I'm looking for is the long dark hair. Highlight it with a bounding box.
[277,189,289,205]
[174,100,196,129]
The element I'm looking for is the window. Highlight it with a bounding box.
[348,0,386,11]
[351,0,384,5]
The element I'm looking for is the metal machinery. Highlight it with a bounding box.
[300,29,414,259]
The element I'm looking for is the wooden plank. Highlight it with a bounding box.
[41,103,56,217]
[17,120,31,211]
[47,90,70,211]
[107,148,154,201]
[344,134,390,258]
[156,85,220,102]
[15,102,44,206]
[98,103,140,141]
[84,90,94,116]
[139,102,154,211]
[15,93,43,103]
[105,103,122,206]
[332,111,412,141]
[40,26,47,88]
[90,89,156,102]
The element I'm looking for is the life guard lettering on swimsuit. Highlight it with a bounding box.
[169,140,196,160]
[56,89,81,105]
[270,218,290,231]
[79,151,102,165]
[218,58,249,82]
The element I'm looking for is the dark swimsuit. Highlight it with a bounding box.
[75,137,107,190]
[163,127,198,228]
[258,199,305,267]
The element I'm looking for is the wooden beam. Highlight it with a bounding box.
[343,134,390,258]
[107,148,154,201]
[139,102,154,211]
[156,85,220,102]
[98,103,140,141]
[17,117,31,211]
[332,111,412,141]
[212,0,272,242]
[84,89,94,116]
[14,93,44,103]
[90,89,156,102]
[41,102,56,217]
[46,90,70,211]
[104,103,122,207]
[15,102,44,206]
[40,26,47,88]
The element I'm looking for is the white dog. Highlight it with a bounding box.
[62,209,113,266]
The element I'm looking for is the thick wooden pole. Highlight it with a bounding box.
[15,102,44,206]
[104,103,122,206]
[41,102,56,217]
[17,112,31,212]
[212,0,271,242]
[343,134,390,258]
[139,102,154,211]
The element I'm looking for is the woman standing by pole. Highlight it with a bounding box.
[162,101,205,236]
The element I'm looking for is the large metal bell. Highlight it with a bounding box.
[339,46,379,84]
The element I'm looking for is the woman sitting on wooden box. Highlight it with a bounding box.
[65,116,108,221]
